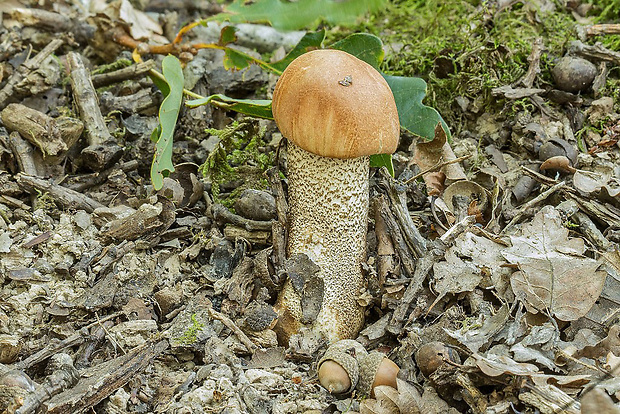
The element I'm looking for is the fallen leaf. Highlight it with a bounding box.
[428,249,482,312]
[473,353,539,377]
[502,206,606,321]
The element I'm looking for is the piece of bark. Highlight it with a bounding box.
[16,174,105,213]
[212,203,273,231]
[265,165,288,272]
[41,340,168,414]
[66,52,123,171]
[100,196,175,242]
[0,39,63,110]
[100,89,159,114]
[520,37,544,88]
[10,8,94,44]
[64,160,139,192]
[383,173,427,257]
[376,195,416,280]
[374,199,396,291]
[1,104,83,160]
[568,40,620,65]
[91,60,156,88]
[7,132,39,176]
[15,354,80,414]
[585,24,620,37]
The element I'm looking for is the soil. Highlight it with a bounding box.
[0,0,619,413]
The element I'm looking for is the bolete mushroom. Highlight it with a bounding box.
[271,49,400,343]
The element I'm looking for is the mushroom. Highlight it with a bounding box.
[271,49,400,343]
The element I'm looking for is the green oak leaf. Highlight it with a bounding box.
[213,0,386,31]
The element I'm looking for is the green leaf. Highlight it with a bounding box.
[384,74,450,141]
[330,33,384,69]
[213,0,387,31]
[370,153,394,176]
[270,30,325,73]
[223,48,253,71]
[187,94,273,119]
[151,55,184,191]
[219,25,237,46]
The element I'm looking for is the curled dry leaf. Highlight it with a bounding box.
[502,206,606,321]
[413,124,465,195]
[539,155,577,174]
[359,389,400,414]
[473,353,539,377]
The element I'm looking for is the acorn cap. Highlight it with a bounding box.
[272,49,400,160]
[358,351,386,396]
[317,339,368,393]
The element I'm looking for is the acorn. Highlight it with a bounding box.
[357,351,400,397]
[317,339,368,394]
[415,341,460,378]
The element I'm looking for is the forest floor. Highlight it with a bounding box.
[0,0,619,413]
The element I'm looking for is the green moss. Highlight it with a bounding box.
[174,314,205,345]
[199,119,273,208]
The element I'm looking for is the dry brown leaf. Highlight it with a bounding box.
[502,206,605,321]
[395,378,422,414]
[580,388,620,414]
[428,249,482,312]
[473,353,539,377]
[413,124,465,195]
[360,390,400,414]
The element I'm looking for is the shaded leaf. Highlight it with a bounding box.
[502,206,606,321]
[473,353,539,377]
[213,0,387,31]
[223,48,253,71]
[186,94,273,119]
[151,55,183,191]
[331,32,384,69]
[428,249,482,312]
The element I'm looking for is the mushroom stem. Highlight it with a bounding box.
[275,142,368,343]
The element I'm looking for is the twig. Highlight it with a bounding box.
[404,154,472,184]
[502,181,566,234]
[585,24,620,37]
[67,52,123,170]
[16,173,106,213]
[208,308,257,354]
[212,203,273,231]
[91,60,156,88]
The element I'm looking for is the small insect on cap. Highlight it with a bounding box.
[272,49,400,159]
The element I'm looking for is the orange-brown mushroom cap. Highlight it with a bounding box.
[272,49,400,159]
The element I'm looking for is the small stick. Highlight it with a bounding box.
[67,52,122,170]
[91,60,156,88]
[208,308,257,354]
[585,24,620,37]
[502,181,566,234]
[16,174,105,213]
[404,154,471,184]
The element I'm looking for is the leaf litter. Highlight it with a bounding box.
[0,0,620,413]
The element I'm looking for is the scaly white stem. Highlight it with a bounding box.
[275,142,369,343]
